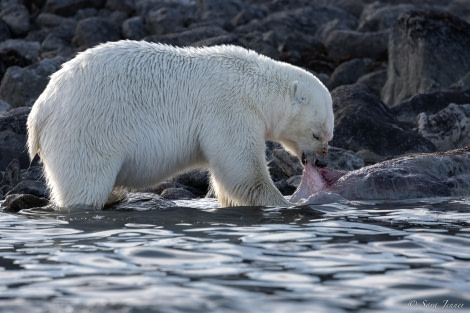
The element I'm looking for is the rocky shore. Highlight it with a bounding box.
[1,0,470,209]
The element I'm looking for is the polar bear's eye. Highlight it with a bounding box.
[313,133,320,140]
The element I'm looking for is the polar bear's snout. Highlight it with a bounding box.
[301,151,328,168]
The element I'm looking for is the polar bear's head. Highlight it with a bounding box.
[278,78,334,167]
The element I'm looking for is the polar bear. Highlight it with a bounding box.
[27,40,333,209]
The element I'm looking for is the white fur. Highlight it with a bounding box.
[27,40,333,208]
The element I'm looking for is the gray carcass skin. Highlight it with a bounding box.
[291,147,470,204]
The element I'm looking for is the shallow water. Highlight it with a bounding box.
[0,197,469,313]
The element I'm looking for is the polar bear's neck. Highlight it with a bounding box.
[253,63,300,141]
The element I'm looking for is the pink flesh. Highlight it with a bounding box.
[290,163,344,203]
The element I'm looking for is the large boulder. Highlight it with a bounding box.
[417,103,470,151]
[382,11,470,106]
[330,84,436,157]
[328,58,374,89]
[325,30,389,62]
[389,89,470,127]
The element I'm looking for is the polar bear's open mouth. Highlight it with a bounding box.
[290,162,343,203]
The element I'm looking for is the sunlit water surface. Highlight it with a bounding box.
[0,197,469,313]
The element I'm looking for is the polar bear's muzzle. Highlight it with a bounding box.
[301,152,328,168]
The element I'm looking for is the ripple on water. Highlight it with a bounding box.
[0,198,469,313]
[119,246,239,269]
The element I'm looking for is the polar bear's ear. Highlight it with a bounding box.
[290,81,307,106]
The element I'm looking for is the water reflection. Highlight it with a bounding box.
[0,197,469,312]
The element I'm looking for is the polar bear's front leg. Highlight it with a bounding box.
[209,153,291,207]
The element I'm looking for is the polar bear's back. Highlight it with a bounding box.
[43,41,274,122]
[28,41,280,191]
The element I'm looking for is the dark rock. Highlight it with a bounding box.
[37,12,67,28]
[145,25,228,47]
[327,147,364,170]
[73,8,98,20]
[238,31,279,60]
[2,194,49,212]
[389,89,470,127]
[171,170,209,196]
[356,69,387,96]
[106,0,136,14]
[382,11,470,106]
[152,181,179,194]
[355,149,387,165]
[145,7,185,36]
[153,179,207,198]
[136,0,199,23]
[44,0,106,17]
[0,44,35,83]
[0,39,40,65]
[6,180,48,198]
[0,19,11,42]
[199,0,263,28]
[268,148,303,181]
[279,31,320,55]
[328,58,373,89]
[357,3,416,32]
[50,19,77,41]
[230,10,258,29]
[274,179,297,196]
[279,31,333,73]
[330,84,436,157]
[0,107,30,170]
[329,0,365,19]
[107,10,129,26]
[40,34,73,58]
[325,30,389,62]
[0,99,11,112]
[1,158,20,187]
[315,19,354,44]
[0,3,30,36]
[0,56,65,108]
[161,188,196,200]
[447,0,470,23]
[122,16,146,40]
[417,103,470,151]
[111,192,175,211]
[37,14,77,47]
[450,71,470,91]
[235,5,357,37]
[73,17,120,49]
[191,34,238,47]
[20,166,44,181]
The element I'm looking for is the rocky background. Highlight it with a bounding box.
[1,0,470,204]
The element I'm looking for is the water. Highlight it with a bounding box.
[0,197,469,313]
